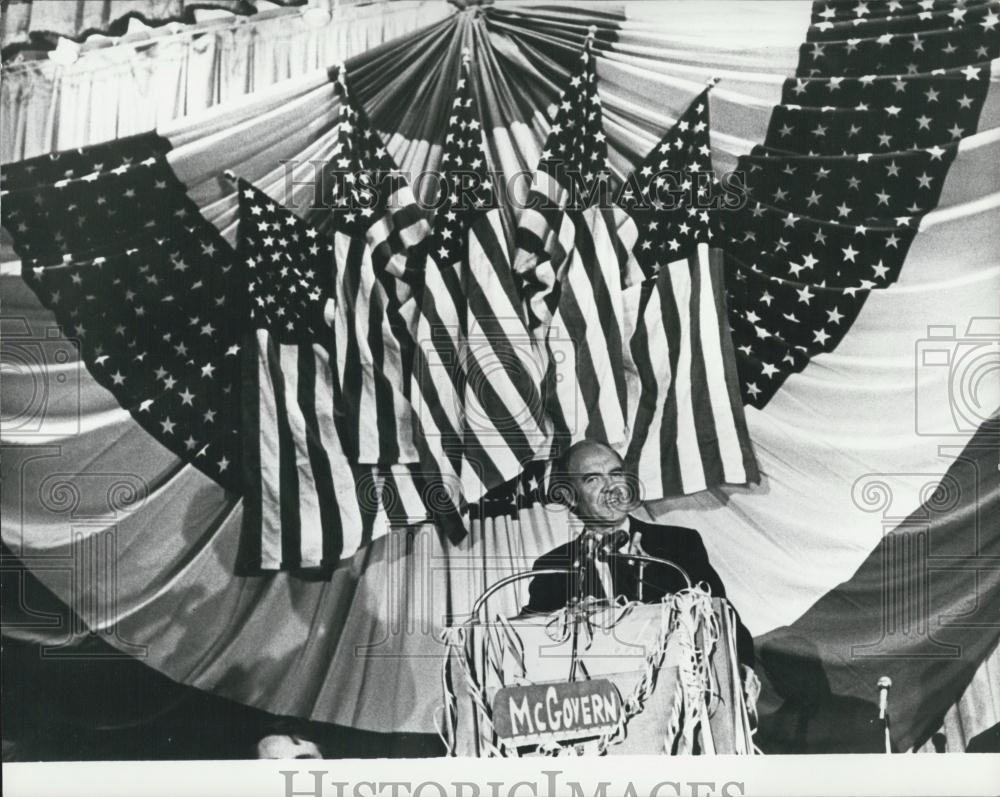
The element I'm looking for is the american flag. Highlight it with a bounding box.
[319,67,430,469]
[513,33,639,453]
[726,0,998,408]
[619,87,759,499]
[1,134,243,490]
[237,178,384,569]
[410,52,547,513]
[320,68,442,530]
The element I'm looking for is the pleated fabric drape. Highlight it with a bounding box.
[0,0,455,163]
[1,0,259,50]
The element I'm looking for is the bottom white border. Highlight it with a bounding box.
[4,754,1000,797]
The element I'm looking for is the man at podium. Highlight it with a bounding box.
[525,439,757,678]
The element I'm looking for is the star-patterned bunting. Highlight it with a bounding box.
[726,0,998,407]
[1,134,243,488]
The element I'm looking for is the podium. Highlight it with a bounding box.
[442,591,756,756]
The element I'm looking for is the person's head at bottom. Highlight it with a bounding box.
[554,439,632,529]
[256,733,322,759]
[255,718,323,759]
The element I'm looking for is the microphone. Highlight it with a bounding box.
[596,529,630,561]
[877,676,892,720]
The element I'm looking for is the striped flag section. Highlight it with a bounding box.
[461,207,547,488]
[408,54,547,520]
[408,257,475,514]
[238,180,383,569]
[331,230,419,466]
[316,68,440,531]
[547,204,638,449]
[338,176,430,370]
[319,67,431,470]
[243,336,380,569]
[377,463,436,527]
[513,35,640,453]
[624,244,757,499]
[617,85,758,501]
[512,168,577,337]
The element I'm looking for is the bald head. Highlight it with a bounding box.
[554,439,630,527]
[560,439,622,475]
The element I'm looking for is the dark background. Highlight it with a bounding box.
[1,554,444,761]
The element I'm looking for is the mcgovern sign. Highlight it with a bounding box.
[492,680,622,745]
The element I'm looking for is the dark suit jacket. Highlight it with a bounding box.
[525,516,755,668]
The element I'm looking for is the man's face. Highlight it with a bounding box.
[567,444,630,527]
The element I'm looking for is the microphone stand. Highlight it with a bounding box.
[567,528,617,681]
[877,676,893,754]
[567,531,597,682]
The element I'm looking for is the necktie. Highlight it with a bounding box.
[586,528,628,602]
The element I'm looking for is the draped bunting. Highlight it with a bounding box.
[0,0,455,163]
[2,0,999,755]
[4,8,762,567]
[1,1,268,52]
